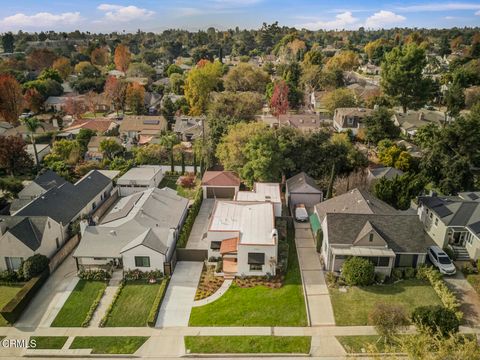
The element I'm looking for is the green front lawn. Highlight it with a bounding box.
[184,336,311,354]
[159,174,200,199]
[51,280,107,327]
[104,281,160,327]
[189,223,307,326]
[330,279,442,326]
[336,335,402,353]
[31,336,69,349]
[0,284,23,326]
[69,336,148,354]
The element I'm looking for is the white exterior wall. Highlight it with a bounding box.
[119,184,151,196]
[236,243,277,276]
[418,204,449,248]
[273,202,282,217]
[76,183,113,220]
[122,245,166,271]
[465,231,480,260]
[202,185,240,199]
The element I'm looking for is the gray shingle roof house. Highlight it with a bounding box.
[417,192,480,260]
[314,188,433,275]
[73,187,189,274]
[367,166,404,181]
[333,108,373,135]
[392,110,445,137]
[173,116,204,142]
[285,172,323,208]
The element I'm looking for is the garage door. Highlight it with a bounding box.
[206,187,235,199]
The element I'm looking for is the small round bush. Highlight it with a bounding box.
[368,302,409,339]
[404,267,416,279]
[341,257,375,286]
[392,268,404,280]
[412,305,460,336]
[22,254,49,280]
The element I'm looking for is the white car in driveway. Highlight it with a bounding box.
[294,204,309,222]
[428,246,456,275]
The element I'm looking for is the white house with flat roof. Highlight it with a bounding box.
[207,201,278,278]
[117,166,164,196]
[235,183,282,217]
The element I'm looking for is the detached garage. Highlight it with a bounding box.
[286,172,323,209]
[201,171,241,199]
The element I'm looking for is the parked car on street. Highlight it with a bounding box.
[428,246,456,275]
[294,204,309,222]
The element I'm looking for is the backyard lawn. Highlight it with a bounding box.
[185,336,311,354]
[158,174,200,199]
[0,284,23,326]
[329,279,442,325]
[69,336,148,354]
[31,336,69,349]
[51,280,107,327]
[189,223,307,326]
[104,281,160,327]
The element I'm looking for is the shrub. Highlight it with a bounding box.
[208,256,221,262]
[316,230,323,253]
[412,305,460,336]
[341,257,375,286]
[325,272,337,288]
[404,267,416,279]
[392,268,404,281]
[78,269,111,281]
[0,270,22,283]
[215,260,223,273]
[22,254,49,280]
[123,269,163,282]
[81,288,106,327]
[177,188,203,248]
[368,302,409,340]
[147,278,169,327]
[463,263,475,275]
[180,173,196,188]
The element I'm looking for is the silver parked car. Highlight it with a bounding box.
[428,246,456,275]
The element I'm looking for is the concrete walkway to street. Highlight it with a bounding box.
[185,199,214,250]
[192,279,232,307]
[89,270,123,327]
[294,221,335,326]
[155,262,203,327]
[15,255,78,328]
[444,271,480,326]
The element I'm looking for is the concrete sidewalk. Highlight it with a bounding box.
[295,221,335,326]
[155,261,203,327]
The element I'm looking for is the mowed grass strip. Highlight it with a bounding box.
[189,224,307,326]
[0,285,23,326]
[30,336,69,349]
[51,280,107,327]
[69,336,149,354]
[184,336,311,354]
[329,279,442,326]
[104,281,160,327]
[336,335,403,353]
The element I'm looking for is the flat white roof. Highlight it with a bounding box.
[117,166,162,183]
[209,201,275,245]
[236,183,281,204]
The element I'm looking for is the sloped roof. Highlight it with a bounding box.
[201,171,241,187]
[34,170,67,190]
[120,228,169,254]
[220,237,238,254]
[286,172,322,193]
[368,167,404,180]
[0,216,49,251]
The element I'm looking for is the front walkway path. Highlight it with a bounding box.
[444,271,480,325]
[186,199,214,250]
[89,270,123,327]
[294,221,335,327]
[155,262,203,327]
[192,279,232,307]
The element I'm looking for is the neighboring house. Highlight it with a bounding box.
[173,116,204,142]
[417,192,480,260]
[314,188,434,276]
[3,121,56,139]
[236,183,282,217]
[285,172,323,209]
[333,108,373,135]
[359,63,381,75]
[26,144,51,165]
[62,119,119,137]
[14,170,115,235]
[119,115,167,144]
[44,96,69,112]
[85,136,122,161]
[144,92,162,114]
[207,201,278,278]
[277,114,325,132]
[73,187,189,273]
[367,167,404,181]
[117,166,164,196]
[0,215,65,271]
[396,140,423,158]
[10,170,67,213]
[347,83,380,102]
[392,110,445,137]
[201,171,241,199]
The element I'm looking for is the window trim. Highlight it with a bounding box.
[134,256,151,268]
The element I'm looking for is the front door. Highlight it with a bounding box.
[453,232,466,246]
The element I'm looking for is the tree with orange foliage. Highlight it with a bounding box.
[91,47,110,66]
[26,48,57,71]
[84,90,100,117]
[64,96,86,117]
[0,74,24,124]
[126,82,145,115]
[24,88,44,113]
[53,57,72,79]
[270,80,289,118]
[104,76,127,114]
[114,44,131,72]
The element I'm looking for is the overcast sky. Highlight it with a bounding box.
[0,0,479,33]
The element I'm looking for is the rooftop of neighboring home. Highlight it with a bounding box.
[314,188,397,222]
[117,166,162,184]
[209,201,275,245]
[418,192,480,236]
[74,187,189,258]
[63,118,118,134]
[201,171,241,187]
[173,116,204,138]
[236,183,281,204]
[87,136,121,150]
[3,121,56,136]
[0,215,52,251]
[277,113,324,131]
[14,170,112,224]
[286,172,322,193]
[396,139,423,158]
[368,166,404,180]
[333,107,373,128]
[392,110,445,132]
[118,115,167,134]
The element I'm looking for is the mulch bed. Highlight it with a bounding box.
[195,265,225,300]
[234,275,285,289]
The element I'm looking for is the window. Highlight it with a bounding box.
[364,257,390,267]
[250,264,263,271]
[347,117,354,126]
[135,256,150,267]
[369,233,374,242]
[5,257,23,271]
[55,238,60,249]
[247,253,265,266]
[429,212,433,219]
[335,255,347,260]
[434,218,439,226]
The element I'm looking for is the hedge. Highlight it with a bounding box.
[81,287,106,327]
[177,188,203,248]
[0,270,49,324]
[99,282,124,327]
[147,277,169,327]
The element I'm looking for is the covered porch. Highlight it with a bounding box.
[330,246,396,276]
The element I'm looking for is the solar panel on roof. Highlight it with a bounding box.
[143,119,159,125]
[468,193,479,200]
[433,205,453,218]
[469,221,480,235]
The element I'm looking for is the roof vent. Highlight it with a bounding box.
[109,230,116,236]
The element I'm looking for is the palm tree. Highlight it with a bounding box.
[159,132,180,173]
[22,117,44,170]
